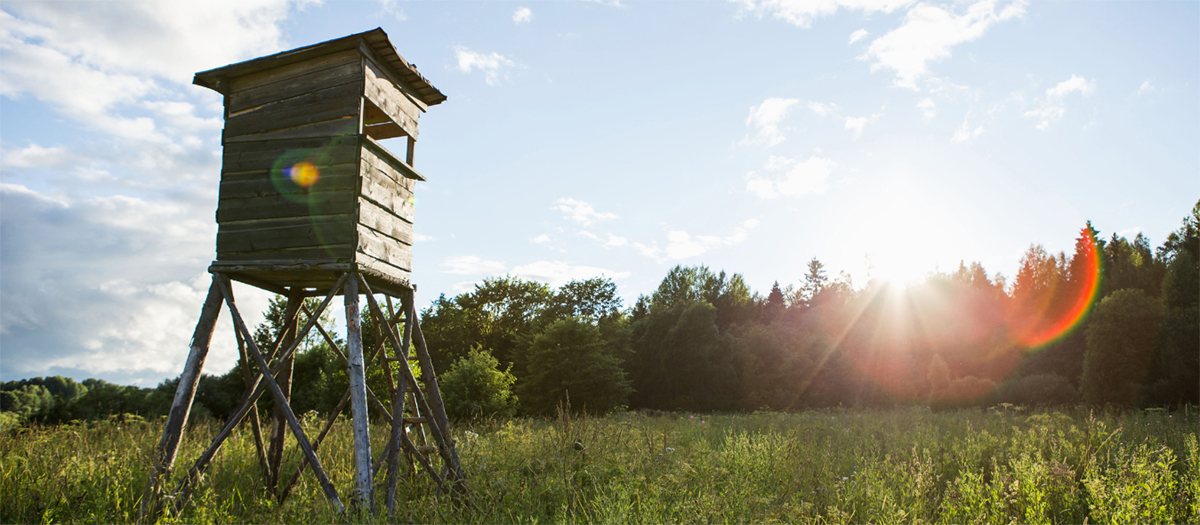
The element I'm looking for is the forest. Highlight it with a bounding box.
[1,200,1196,428]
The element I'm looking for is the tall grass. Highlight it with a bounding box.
[1,407,1196,523]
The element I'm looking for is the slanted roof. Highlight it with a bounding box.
[193,28,446,107]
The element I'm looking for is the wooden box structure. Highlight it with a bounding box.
[196,27,446,297]
[141,29,468,520]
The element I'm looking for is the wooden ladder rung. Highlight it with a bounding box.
[416,445,438,455]
[403,417,428,424]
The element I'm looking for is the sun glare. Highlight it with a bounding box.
[845,178,962,287]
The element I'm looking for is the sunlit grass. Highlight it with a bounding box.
[1,407,1197,523]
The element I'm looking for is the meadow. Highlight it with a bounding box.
[1,407,1197,524]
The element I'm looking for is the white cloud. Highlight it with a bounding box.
[453,46,517,86]
[629,220,759,263]
[1136,79,1155,96]
[378,0,408,21]
[513,7,533,23]
[849,29,870,45]
[414,233,436,242]
[2,144,73,168]
[917,98,936,123]
[865,0,1027,89]
[807,101,839,117]
[737,0,913,28]
[603,233,629,247]
[743,97,799,146]
[1024,74,1096,130]
[530,234,551,244]
[0,183,269,385]
[842,113,881,139]
[510,261,629,288]
[952,113,984,142]
[745,156,836,199]
[554,198,618,226]
[441,255,507,275]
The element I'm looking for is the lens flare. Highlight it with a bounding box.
[288,161,319,188]
[1010,230,1103,349]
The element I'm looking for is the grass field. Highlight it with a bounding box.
[1,406,1197,524]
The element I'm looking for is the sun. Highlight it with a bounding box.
[842,177,964,287]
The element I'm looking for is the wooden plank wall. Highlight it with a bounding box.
[356,142,416,284]
[216,50,365,267]
[216,137,360,264]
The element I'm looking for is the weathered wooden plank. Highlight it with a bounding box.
[218,214,355,233]
[358,200,413,245]
[360,172,415,224]
[218,219,356,253]
[222,137,360,173]
[228,49,361,95]
[217,245,355,263]
[217,191,356,222]
[358,40,430,112]
[220,164,359,198]
[230,60,361,114]
[364,60,419,139]
[362,136,425,181]
[223,117,360,144]
[225,82,361,138]
[342,276,375,508]
[357,226,413,271]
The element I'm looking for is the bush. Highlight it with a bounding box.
[1082,289,1164,407]
[440,348,518,420]
[994,373,1079,407]
[518,318,631,415]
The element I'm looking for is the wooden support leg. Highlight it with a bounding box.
[139,276,223,522]
[359,277,469,499]
[268,292,304,493]
[344,273,375,510]
[170,275,347,514]
[235,326,270,482]
[215,275,344,511]
[384,297,410,516]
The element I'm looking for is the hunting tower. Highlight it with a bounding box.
[142,29,468,519]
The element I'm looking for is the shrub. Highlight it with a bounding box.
[994,373,1079,407]
[518,318,631,415]
[440,348,518,420]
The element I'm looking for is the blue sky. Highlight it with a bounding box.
[1,0,1196,385]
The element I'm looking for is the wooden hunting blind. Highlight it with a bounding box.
[142,29,468,520]
[195,27,446,296]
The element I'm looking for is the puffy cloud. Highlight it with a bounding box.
[441,255,507,275]
[513,7,533,23]
[849,28,870,45]
[807,101,839,117]
[842,113,881,139]
[918,98,936,123]
[743,97,800,146]
[736,0,913,28]
[745,156,836,199]
[554,198,619,226]
[530,234,551,244]
[631,220,759,263]
[0,183,271,385]
[453,46,517,86]
[864,0,1027,89]
[1024,74,1096,130]
[1136,79,1155,96]
[510,261,629,287]
[952,113,984,143]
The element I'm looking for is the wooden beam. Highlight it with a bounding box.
[140,277,223,522]
[215,274,344,511]
[169,274,347,513]
[343,274,375,510]
[268,292,304,493]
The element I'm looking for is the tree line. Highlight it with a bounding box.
[2,201,1196,427]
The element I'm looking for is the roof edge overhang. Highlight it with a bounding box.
[193,28,446,107]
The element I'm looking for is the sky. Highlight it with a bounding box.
[1,0,1196,386]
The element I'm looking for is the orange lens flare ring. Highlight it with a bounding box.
[287,161,320,188]
[1012,231,1103,349]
